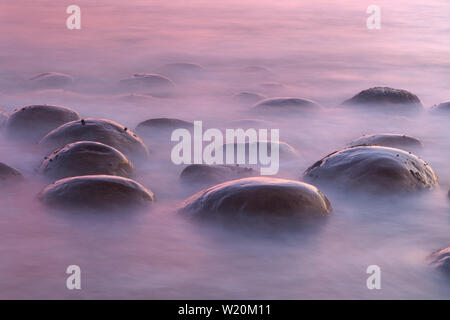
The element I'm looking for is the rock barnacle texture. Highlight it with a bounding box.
[429,247,450,275]
[5,104,81,142]
[350,133,422,149]
[180,164,256,187]
[39,141,134,180]
[39,118,149,160]
[0,162,23,183]
[39,175,154,210]
[341,87,423,112]
[431,100,450,113]
[303,145,438,194]
[253,97,322,113]
[181,177,332,218]
[28,72,74,89]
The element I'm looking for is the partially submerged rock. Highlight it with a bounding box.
[0,108,7,128]
[303,145,438,194]
[253,97,322,113]
[119,73,174,95]
[0,162,23,183]
[28,72,74,89]
[222,140,299,161]
[39,141,134,180]
[429,247,450,275]
[5,104,81,142]
[180,164,256,187]
[135,118,193,140]
[341,87,423,112]
[39,175,154,210]
[350,133,422,149]
[39,118,149,160]
[431,100,450,113]
[181,177,332,218]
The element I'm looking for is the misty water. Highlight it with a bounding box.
[0,0,449,298]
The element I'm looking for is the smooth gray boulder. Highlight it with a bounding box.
[431,100,450,113]
[181,177,332,218]
[28,72,73,89]
[5,104,81,142]
[429,247,450,275]
[180,164,256,187]
[39,118,149,160]
[350,133,422,149]
[39,175,154,210]
[303,145,438,194]
[341,87,423,112]
[253,97,322,113]
[135,118,193,140]
[39,141,134,180]
[0,162,23,183]
[119,73,174,95]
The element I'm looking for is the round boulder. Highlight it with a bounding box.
[39,118,149,160]
[303,145,438,193]
[5,104,81,142]
[341,87,423,112]
[119,73,174,95]
[350,133,422,149]
[39,141,134,180]
[181,177,332,218]
[429,247,450,275]
[0,162,23,183]
[180,164,256,187]
[28,72,74,89]
[222,140,299,161]
[431,100,450,113]
[136,118,193,140]
[39,175,154,210]
[253,97,322,113]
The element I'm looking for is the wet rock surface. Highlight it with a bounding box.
[136,118,194,140]
[182,177,332,218]
[39,175,154,210]
[341,87,423,111]
[39,141,134,180]
[0,162,23,183]
[350,133,422,149]
[303,145,438,193]
[119,73,174,96]
[431,100,450,113]
[28,72,74,89]
[39,118,149,160]
[180,164,256,187]
[429,247,450,275]
[5,104,81,142]
[253,97,322,113]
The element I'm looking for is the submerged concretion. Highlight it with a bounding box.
[39,141,134,180]
[341,87,423,112]
[232,92,266,105]
[39,118,149,160]
[39,175,154,210]
[180,164,256,187]
[253,97,322,113]
[5,104,81,142]
[155,63,206,80]
[431,100,450,113]
[28,72,74,89]
[429,247,450,276]
[0,162,23,183]
[119,73,174,95]
[182,177,332,218]
[303,145,438,194]
[350,133,423,149]
[135,118,194,140]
